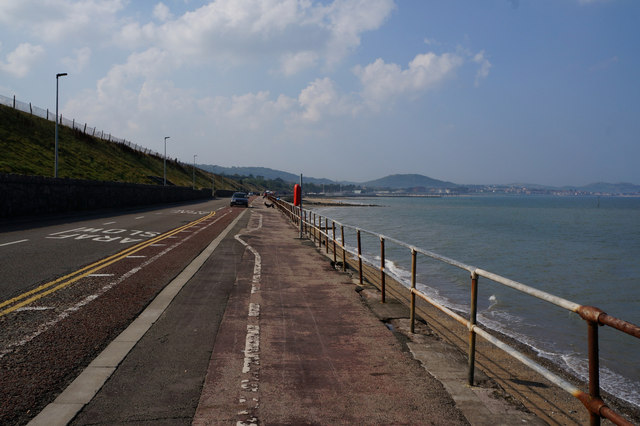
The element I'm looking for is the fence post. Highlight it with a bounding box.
[47,108,49,120]
[380,237,386,303]
[325,218,329,254]
[332,221,336,264]
[588,320,601,426]
[468,272,479,386]
[410,249,417,333]
[13,95,15,108]
[312,213,316,244]
[341,225,346,271]
[357,230,363,285]
[30,103,32,114]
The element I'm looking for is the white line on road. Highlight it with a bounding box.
[88,274,115,277]
[234,212,263,425]
[0,239,29,247]
[102,222,116,225]
[126,255,146,258]
[135,216,144,220]
[16,306,54,312]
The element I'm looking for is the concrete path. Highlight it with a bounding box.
[34,200,545,425]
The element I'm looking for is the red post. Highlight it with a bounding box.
[380,237,386,303]
[357,230,363,285]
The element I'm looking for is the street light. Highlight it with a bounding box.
[54,72,68,178]
[193,154,198,189]
[164,136,170,185]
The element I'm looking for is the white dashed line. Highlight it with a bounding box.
[0,239,29,247]
[16,306,54,312]
[234,212,263,426]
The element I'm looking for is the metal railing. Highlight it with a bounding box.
[270,196,639,426]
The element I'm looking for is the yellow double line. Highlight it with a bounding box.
[0,211,216,318]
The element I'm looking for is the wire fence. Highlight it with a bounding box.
[0,93,165,159]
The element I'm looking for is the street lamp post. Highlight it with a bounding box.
[164,136,170,185]
[54,72,68,178]
[193,154,198,189]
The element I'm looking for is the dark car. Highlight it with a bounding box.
[230,192,249,207]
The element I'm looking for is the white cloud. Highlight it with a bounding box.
[113,0,395,74]
[96,48,171,99]
[323,0,396,65]
[473,50,491,87]
[280,51,319,75]
[153,2,173,22]
[0,43,45,77]
[0,0,125,42]
[298,77,339,121]
[354,51,464,108]
[62,47,92,73]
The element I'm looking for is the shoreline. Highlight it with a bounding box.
[303,197,378,207]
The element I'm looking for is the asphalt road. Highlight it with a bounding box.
[0,199,228,300]
[0,198,249,425]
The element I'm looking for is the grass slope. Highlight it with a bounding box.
[0,104,256,192]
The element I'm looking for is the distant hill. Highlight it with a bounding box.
[200,165,336,185]
[363,174,458,190]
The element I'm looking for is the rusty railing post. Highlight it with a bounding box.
[357,229,363,285]
[332,221,337,263]
[325,218,329,254]
[468,272,479,386]
[341,225,347,271]
[410,248,417,333]
[588,320,601,426]
[312,213,316,244]
[380,237,386,303]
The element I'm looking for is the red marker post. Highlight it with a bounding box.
[294,177,303,238]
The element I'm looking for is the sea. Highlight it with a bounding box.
[311,195,640,407]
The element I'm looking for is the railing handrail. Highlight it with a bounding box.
[269,195,638,426]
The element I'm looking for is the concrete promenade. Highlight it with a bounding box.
[32,200,544,425]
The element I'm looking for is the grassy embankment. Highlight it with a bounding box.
[0,104,260,192]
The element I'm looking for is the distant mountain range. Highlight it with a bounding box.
[202,164,640,194]
[199,165,335,185]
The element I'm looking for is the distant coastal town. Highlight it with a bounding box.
[364,183,640,197]
[306,183,640,198]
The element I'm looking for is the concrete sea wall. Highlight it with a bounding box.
[0,174,212,218]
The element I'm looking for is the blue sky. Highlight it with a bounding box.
[1,0,638,186]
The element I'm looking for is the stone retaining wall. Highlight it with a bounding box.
[0,174,212,218]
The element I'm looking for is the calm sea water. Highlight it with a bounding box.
[313,195,640,407]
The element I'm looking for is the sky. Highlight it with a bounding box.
[1,0,639,186]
